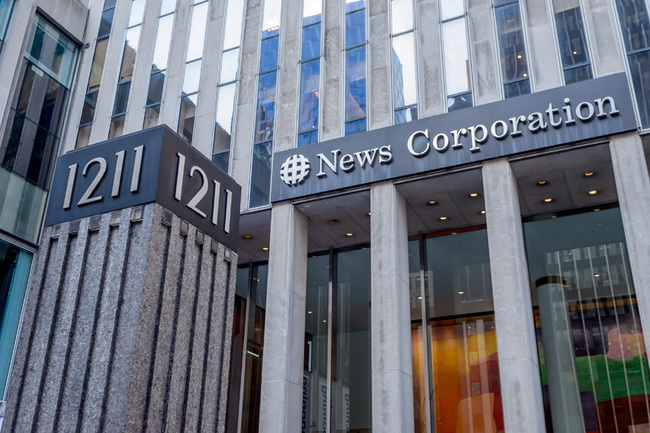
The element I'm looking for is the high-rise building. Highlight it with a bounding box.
[0,0,650,432]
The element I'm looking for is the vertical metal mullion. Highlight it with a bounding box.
[418,234,434,433]
[236,262,253,433]
[326,248,334,433]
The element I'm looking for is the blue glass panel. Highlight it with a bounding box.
[250,142,272,207]
[298,130,318,146]
[345,118,366,136]
[503,79,530,98]
[614,0,650,52]
[345,46,366,121]
[447,92,473,112]
[212,150,229,173]
[554,7,590,68]
[629,51,650,129]
[346,9,365,48]
[302,12,321,26]
[259,36,279,73]
[302,23,321,60]
[345,0,365,13]
[255,71,277,143]
[98,8,115,39]
[394,106,418,124]
[298,60,320,133]
[564,65,592,84]
[495,3,529,83]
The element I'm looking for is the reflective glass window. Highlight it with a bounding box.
[262,0,282,36]
[302,23,321,60]
[160,0,176,15]
[614,0,650,128]
[391,0,413,34]
[298,130,318,147]
[525,207,650,433]
[151,14,173,71]
[345,0,365,13]
[178,93,197,142]
[118,26,141,83]
[109,115,125,138]
[346,9,365,48]
[112,82,130,115]
[87,39,108,93]
[440,0,464,20]
[98,8,115,39]
[223,0,245,50]
[447,92,473,112]
[255,72,277,143]
[182,59,202,94]
[186,2,208,62]
[303,0,321,26]
[250,142,272,208]
[259,36,279,73]
[345,46,366,121]
[494,1,530,97]
[146,71,165,106]
[298,60,320,134]
[220,48,239,83]
[442,19,470,96]
[27,15,78,88]
[392,33,417,108]
[0,0,16,49]
[128,0,145,26]
[214,83,236,152]
[395,106,417,124]
[553,0,592,84]
[344,117,366,136]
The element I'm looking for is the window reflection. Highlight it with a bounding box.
[524,207,650,433]
[442,19,471,97]
[392,33,417,108]
[494,1,530,98]
[553,0,592,84]
[391,0,413,34]
[345,47,366,122]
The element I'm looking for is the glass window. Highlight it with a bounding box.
[214,83,237,152]
[26,15,78,88]
[220,48,240,83]
[345,9,365,48]
[303,247,371,433]
[614,0,650,128]
[298,60,320,134]
[87,39,108,93]
[118,26,141,83]
[109,114,125,138]
[0,0,16,49]
[302,23,321,60]
[0,241,33,397]
[410,228,503,433]
[391,0,413,34]
[255,72,277,143]
[128,0,146,26]
[494,1,530,98]
[259,36,279,73]
[182,59,202,94]
[553,0,592,84]
[250,142,272,208]
[345,46,366,122]
[186,2,208,62]
[151,14,173,71]
[303,0,322,26]
[262,0,282,36]
[146,71,165,106]
[442,19,470,96]
[298,130,318,147]
[346,0,365,13]
[98,8,115,39]
[223,0,245,50]
[178,93,197,142]
[344,117,366,136]
[525,207,650,433]
[160,0,176,15]
[395,106,417,124]
[112,82,130,115]
[392,32,417,108]
[440,0,464,20]
[447,92,473,112]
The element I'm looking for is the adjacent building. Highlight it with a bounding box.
[0,0,650,432]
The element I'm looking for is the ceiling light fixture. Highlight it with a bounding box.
[469,193,479,198]
[537,180,548,186]
[588,190,598,195]
[427,200,437,206]
[480,210,486,215]
[345,233,354,237]
[242,234,253,240]
[584,171,594,177]
[544,198,554,203]
[328,219,340,224]
[262,247,269,251]
[439,216,448,221]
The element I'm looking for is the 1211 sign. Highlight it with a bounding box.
[61,146,233,234]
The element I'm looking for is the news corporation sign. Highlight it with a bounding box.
[271,73,637,202]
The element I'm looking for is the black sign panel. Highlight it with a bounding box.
[45,126,241,251]
[271,73,637,202]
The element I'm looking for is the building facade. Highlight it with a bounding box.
[0,0,650,432]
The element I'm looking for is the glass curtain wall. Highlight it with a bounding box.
[178,0,209,143]
[440,0,472,111]
[250,0,282,208]
[76,0,116,148]
[390,0,418,124]
[613,0,650,129]
[297,0,322,147]
[0,0,16,52]
[0,14,78,243]
[212,0,246,172]
[225,263,268,433]
[0,240,32,399]
[303,246,371,433]
[344,0,367,135]
[551,0,592,84]
[143,0,176,129]
[525,207,650,433]
[409,227,504,433]
[493,0,531,98]
[109,0,145,138]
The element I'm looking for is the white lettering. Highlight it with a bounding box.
[317,150,340,177]
[490,120,509,139]
[451,128,467,148]
[354,148,378,167]
[546,102,562,128]
[340,153,354,171]
[595,96,619,118]
[378,145,393,163]
[528,112,548,133]
[432,133,449,152]
[467,124,488,152]
[509,115,527,136]
[407,129,430,157]
[563,98,575,125]
[576,101,595,121]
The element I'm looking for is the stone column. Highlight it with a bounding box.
[468,0,501,106]
[609,133,650,351]
[482,158,547,433]
[368,0,391,130]
[582,0,626,77]
[320,0,343,141]
[521,0,562,91]
[259,202,309,432]
[370,181,415,433]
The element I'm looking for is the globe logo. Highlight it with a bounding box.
[280,154,311,186]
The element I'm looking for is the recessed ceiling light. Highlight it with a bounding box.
[469,193,479,198]
[588,190,598,195]
[367,212,371,216]
[308,311,312,314]
[458,291,465,295]
[322,319,327,323]
[427,200,437,206]
[551,215,557,219]
[262,247,269,251]
[544,198,554,203]
[417,296,422,300]
[345,233,354,237]
[517,54,522,59]
[537,180,548,186]
[594,208,601,212]
[523,73,528,77]
[439,216,448,221]
[242,234,253,240]
[584,171,594,177]
[328,219,340,224]
[573,50,577,55]
[480,210,486,215]
[594,274,601,277]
